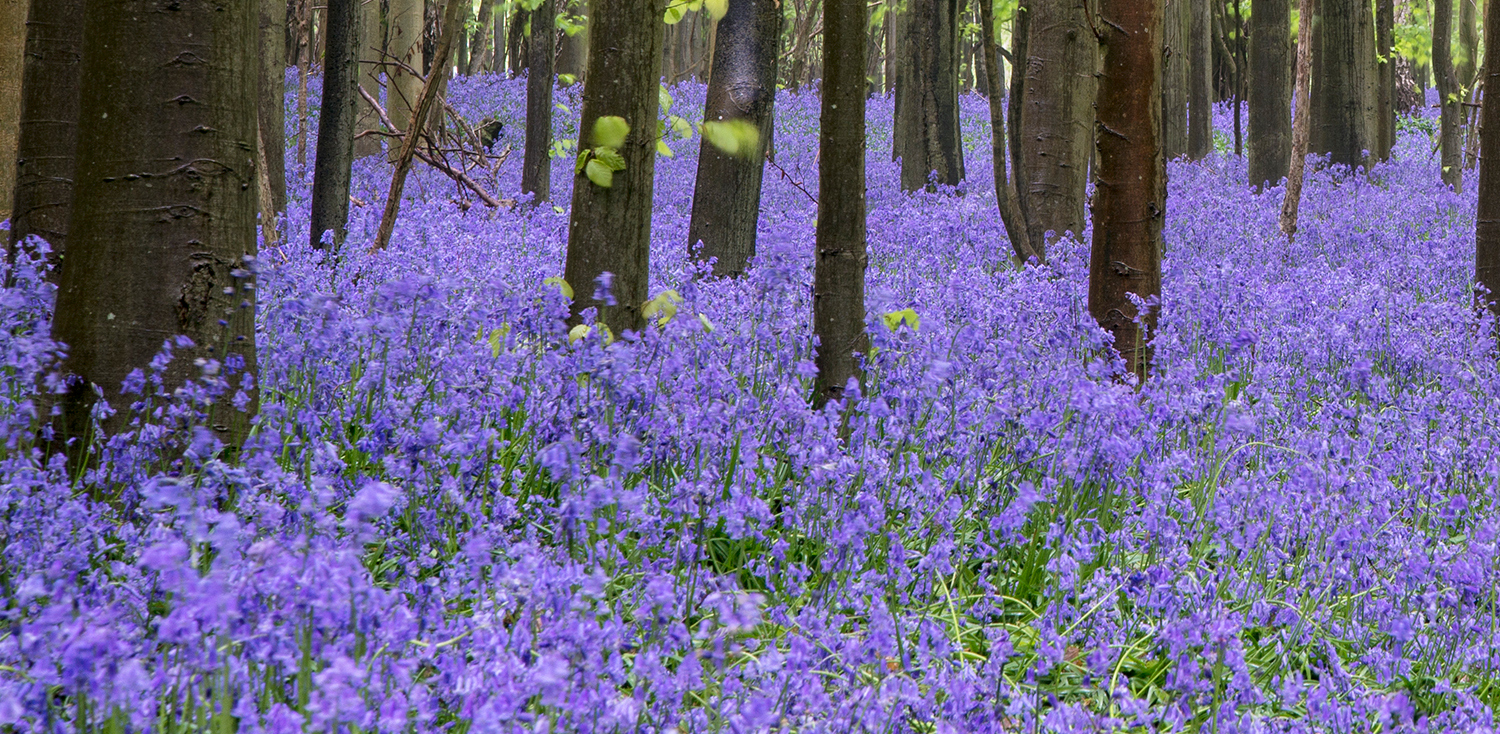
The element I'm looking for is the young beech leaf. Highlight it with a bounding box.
[592,116,630,149]
[704,0,728,20]
[701,119,760,158]
[881,308,920,332]
[593,147,627,171]
[665,2,686,23]
[568,324,592,344]
[543,276,574,299]
[487,325,511,358]
[658,140,674,157]
[641,289,683,326]
[585,159,615,188]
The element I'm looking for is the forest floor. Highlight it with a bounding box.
[1,78,1498,731]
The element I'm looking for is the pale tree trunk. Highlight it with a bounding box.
[1020,0,1097,252]
[456,1,470,73]
[522,0,556,202]
[1280,0,1315,236]
[1476,0,1500,316]
[979,0,1036,262]
[0,1,28,226]
[1162,0,1189,159]
[1248,0,1291,189]
[813,0,868,407]
[355,0,385,158]
[893,0,965,190]
[8,0,84,271]
[310,0,362,249]
[389,0,425,164]
[52,0,260,460]
[563,0,666,335]
[1458,0,1478,89]
[260,0,289,211]
[493,0,506,72]
[687,0,782,276]
[1435,0,1464,189]
[1093,0,1163,383]
[1187,0,1213,159]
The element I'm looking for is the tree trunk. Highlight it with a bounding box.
[389,0,425,164]
[813,0,868,407]
[1248,0,1291,189]
[355,0,385,158]
[494,0,507,72]
[310,0,362,249]
[8,0,84,270]
[260,0,289,211]
[295,0,311,170]
[563,0,665,335]
[1315,0,1370,169]
[1008,3,1027,209]
[884,0,896,94]
[687,0,782,276]
[1373,0,1394,161]
[557,1,590,81]
[1019,0,1096,252]
[507,4,529,77]
[1435,0,1464,189]
[522,0,556,202]
[0,6,25,224]
[979,0,1037,263]
[456,0,470,73]
[893,0,965,190]
[468,0,493,75]
[52,0,259,458]
[1093,0,1163,383]
[1476,0,1500,316]
[1162,0,1189,159]
[1458,0,1478,89]
[1187,0,1214,158]
[1281,0,1315,236]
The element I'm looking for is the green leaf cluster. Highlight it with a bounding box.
[576,116,630,188]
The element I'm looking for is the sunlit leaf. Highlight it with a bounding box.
[704,0,728,19]
[665,2,686,23]
[658,139,674,157]
[701,119,760,158]
[487,324,511,358]
[593,147,627,171]
[544,276,574,299]
[642,289,683,326]
[568,324,592,343]
[585,159,615,187]
[592,115,630,149]
[881,308,920,332]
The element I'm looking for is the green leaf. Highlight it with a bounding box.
[593,146,627,171]
[592,115,630,149]
[487,324,512,358]
[552,205,565,214]
[659,86,675,114]
[664,2,686,23]
[881,308,920,332]
[585,159,615,187]
[704,0,728,19]
[658,139,674,157]
[568,324,592,343]
[641,289,683,326]
[544,276,574,299]
[701,119,761,158]
[698,313,715,333]
[670,115,694,138]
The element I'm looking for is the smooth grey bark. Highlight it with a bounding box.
[1019,0,1097,251]
[310,0,362,249]
[687,0,782,276]
[1315,0,1371,169]
[522,0,556,202]
[355,0,385,158]
[563,0,666,335]
[892,0,965,190]
[1458,0,1478,89]
[260,0,289,212]
[1162,0,1189,159]
[52,0,260,457]
[1248,0,1291,189]
[8,0,84,271]
[1434,0,1463,189]
[389,0,424,164]
[1187,0,1213,159]
[0,0,26,224]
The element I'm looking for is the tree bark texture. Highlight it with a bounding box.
[522,0,556,202]
[8,0,84,269]
[563,0,666,335]
[355,0,385,158]
[1435,0,1463,190]
[52,0,260,454]
[813,0,868,406]
[455,1,470,73]
[389,0,424,164]
[1315,0,1370,169]
[0,0,27,224]
[1476,0,1500,316]
[1008,3,1027,210]
[1373,0,1394,161]
[1187,0,1214,159]
[468,0,495,75]
[259,0,289,211]
[507,4,529,77]
[892,0,965,190]
[557,0,590,81]
[1162,0,1189,159]
[979,0,1037,263]
[1092,0,1163,383]
[1281,0,1315,236]
[1248,0,1291,189]
[1458,0,1478,89]
[310,0,362,249]
[1019,0,1097,253]
[687,0,782,276]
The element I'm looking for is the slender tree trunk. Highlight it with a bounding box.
[1162,0,1189,159]
[893,0,965,190]
[1093,0,1163,382]
[1232,0,1243,156]
[1248,0,1291,189]
[0,6,24,226]
[557,1,590,81]
[468,0,492,74]
[884,0,897,94]
[1458,0,1478,88]
[1436,0,1464,189]
[494,0,507,73]
[390,0,425,164]
[456,0,471,73]
[8,0,84,270]
[687,0,782,276]
[295,0,312,170]
[1281,0,1315,236]
[52,0,259,458]
[1373,0,1394,161]
[1316,0,1371,169]
[979,0,1037,263]
[1476,0,1500,316]
[355,0,385,158]
[1188,0,1214,158]
[310,0,362,249]
[1008,3,1027,210]
[1019,0,1096,252]
[261,0,289,211]
[563,0,666,335]
[507,3,529,77]
[522,0,556,202]
[813,0,868,407]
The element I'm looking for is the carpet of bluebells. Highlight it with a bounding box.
[1,76,1499,732]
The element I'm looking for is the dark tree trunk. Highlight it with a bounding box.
[1093,0,1163,382]
[522,0,556,202]
[1476,0,1500,316]
[556,0,589,81]
[884,0,897,94]
[1315,0,1371,169]
[1248,0,1291,189]
[1372,0,1394,161]
[455,1,470,73]
[295,0,311,169]
[52,0,259,458]
[423,0,440,75]
[1187,0,1213,158]
[563,0,665,335]
[1007,3,1027,208]
[893,0,965,190]
[355,0,384,159]
[494,0,506,72]
[1435,0,1463,189]
[1280,0,1314,236]
[506,4,529,77]
[468,0,494,75]
[979,0,1037,262]
[8,0,84,270]
[1019,0,1096,252]
[310,0,362,249]
[1162,0,1189,159]
[687,0,782,276]
[260,0,289,213]
[813,0,868,407]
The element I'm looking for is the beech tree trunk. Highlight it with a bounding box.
[258,0,288,214]
[1248,0,1291,189]
[1187,0,1214,159]
[1162,0,1189,159]
[1092,0,1163,383]
[52,0,260,457]
[1476,0,1500,316]
[1373,0,1394,161]
[0,1,26,225]
[687,0,782,276]
[563,0,666,335]
[1435,0,1464,190]
[813,0,868,406]
[557,0,590,81]
[1458,0,1478,89]
[468,0,495,75]
[1316,0,1371,169]
[8,0,84,269]
[1019,0,1096,252]
[1280,0,1315,236]
[522,0,556,202]
[507,4,529,77]
[310,0,362,249]
[979,0,1036,262]
[389,0,425,164]
[456,1,471,73]
[1008,4,1027,210]
[892,0,965,190]
[355,0,385,158]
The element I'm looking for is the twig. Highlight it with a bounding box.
[765,155,817,205]
[356,86,508,208]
